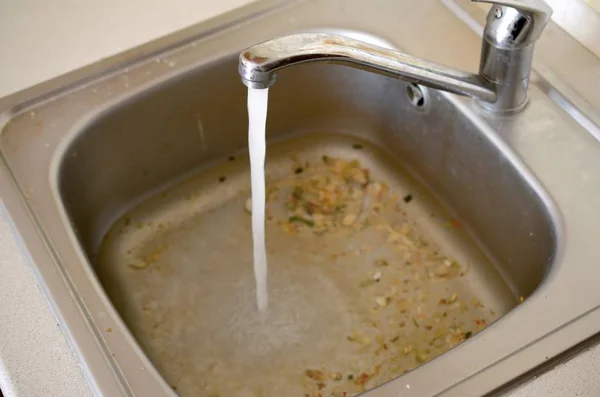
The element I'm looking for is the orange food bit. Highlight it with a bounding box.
[358,372,370,385]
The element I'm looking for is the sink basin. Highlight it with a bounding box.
[72,57,552,396]
[1,0,600,396]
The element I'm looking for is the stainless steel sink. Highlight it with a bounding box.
[1,0,600,396]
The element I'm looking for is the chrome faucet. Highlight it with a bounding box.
[239,0,552,114]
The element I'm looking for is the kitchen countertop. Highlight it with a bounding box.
[0,1,599,396]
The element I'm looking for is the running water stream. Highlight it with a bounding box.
[247,87,269,312]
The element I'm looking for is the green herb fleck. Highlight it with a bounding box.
[412,317,420,328]
[352,143,363,149]
[322,155,334,165]
[374,259,389,267]
[403,194,413,203]
[288,216,314,228]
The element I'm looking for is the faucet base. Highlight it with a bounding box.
[477,37,534,114]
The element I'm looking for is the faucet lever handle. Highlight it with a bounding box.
[471,0,553,47]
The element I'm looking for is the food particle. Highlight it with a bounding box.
[519,296,525,302]
[471,298,484,308]
[352,143,363,149]
[448,292,458,304]
[129,259,150,270]
[412,317,420,328]
[372,271,382,282]
[145,247,164,263]
[375,296,390,307]
[218,176,226,183]
[368,182,382,196]
[464,331,473,339]
[281,222,297,234]
[358,372,371,386]
[374,259,389,267]
[305,369,325,381]
[347,374,354,380]
[347,331,371,346]
[329,372,343,381]
[403,345,413,355]
[352,169,369,184]
[415,351,428,363]
[288,216,314,228]
[106,328,112,333]
[342,214,358,226]
[295,167,304,174]
[403,194,413,203]
[430,336,444,348]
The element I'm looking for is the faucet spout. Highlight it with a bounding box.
[239,33,497,104]
[240,1,552,113]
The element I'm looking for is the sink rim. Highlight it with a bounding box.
[1,0,600,396]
